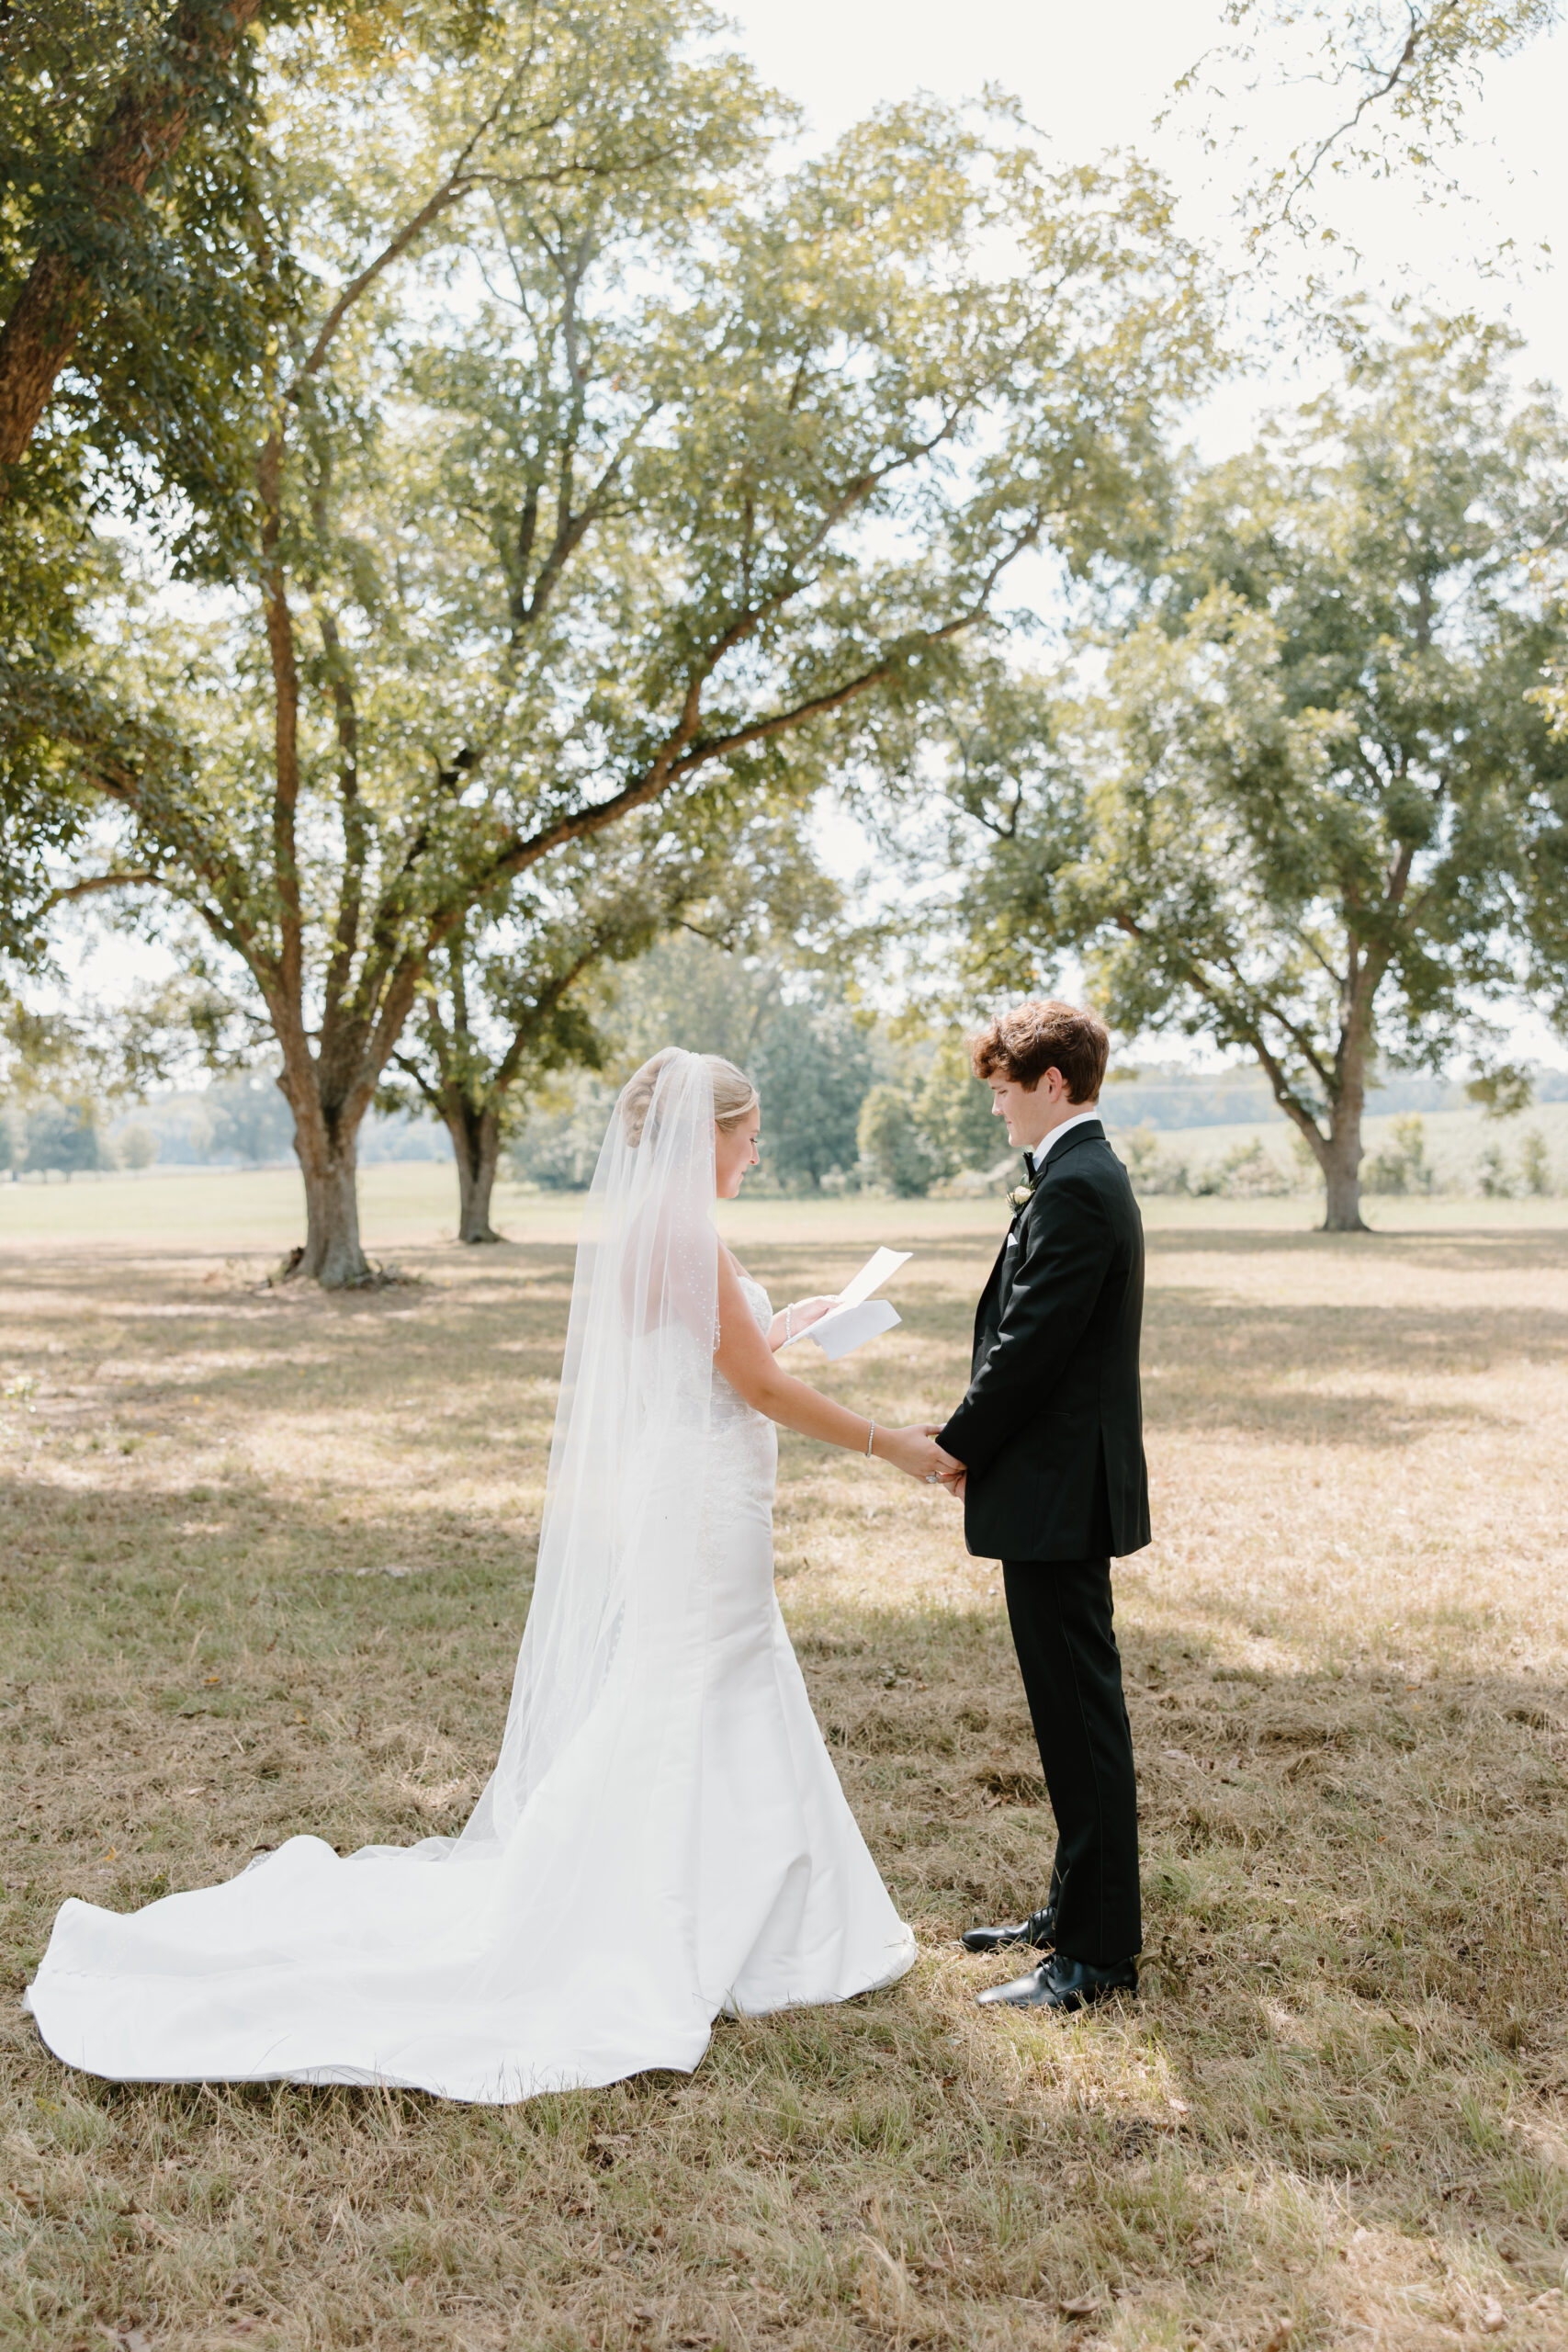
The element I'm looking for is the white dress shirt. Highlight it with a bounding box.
[1029,1107,1102,1171]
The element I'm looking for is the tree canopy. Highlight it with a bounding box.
[931,322,1568,1228]
[13,0,1213,1280]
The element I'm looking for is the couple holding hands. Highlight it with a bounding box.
[27,997,1149,2106]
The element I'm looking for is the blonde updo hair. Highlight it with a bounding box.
[620,1047,759,1148]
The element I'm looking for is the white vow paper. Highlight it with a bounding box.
[783,1247,912,1361]
[805,1297,901,1361]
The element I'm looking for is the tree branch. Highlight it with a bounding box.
[1277,4,1458,225]
[1112,908,1332,1154]
[43,870,159,908]
[257,424,303,1018]
[316,605,367,1057]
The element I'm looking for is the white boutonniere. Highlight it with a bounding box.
[1007,1176,1035,1210]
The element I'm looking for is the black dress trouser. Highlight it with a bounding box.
[1002,1556,1143,1966]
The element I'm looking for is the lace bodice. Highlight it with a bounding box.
[736,1272,773,1336]
[712,1270,773,1430]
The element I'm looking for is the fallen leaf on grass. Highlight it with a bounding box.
[1261,2324,1292,2352]
[1059,2296,1101,2319]
[1480,2298,1506,2334]
[1168,2096,1190,2114]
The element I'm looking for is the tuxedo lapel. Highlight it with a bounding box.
[995,1123,1104,1312]
[975,1154,1034,1351]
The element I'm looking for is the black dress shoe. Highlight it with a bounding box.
[976,1951,1138,2012]
[960,1904,1057,1955]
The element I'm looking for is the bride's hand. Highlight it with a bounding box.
[874,1424,958,1484]
[769,1295,840,1350]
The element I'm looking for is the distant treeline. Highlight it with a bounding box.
[0,1078,444,1178]
[1103,1066,1568,1134]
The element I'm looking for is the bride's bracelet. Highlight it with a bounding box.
[784,1303,795,1342]
[865,1420,875,1457]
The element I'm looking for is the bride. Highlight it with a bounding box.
[26,1048,946,2104]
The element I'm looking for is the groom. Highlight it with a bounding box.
[934,1000,1149,2015]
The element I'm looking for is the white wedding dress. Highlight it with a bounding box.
[25,1054,915,2103]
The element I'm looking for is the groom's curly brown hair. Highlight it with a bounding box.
[969,1000,1110,1103]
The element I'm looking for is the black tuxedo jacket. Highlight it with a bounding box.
[938,1119,1152,1564]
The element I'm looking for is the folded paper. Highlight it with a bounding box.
[783,1247,912,1361]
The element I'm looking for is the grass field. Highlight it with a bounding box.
[3,1175,1568,2350]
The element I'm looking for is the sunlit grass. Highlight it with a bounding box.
[3,1204,1567,2347]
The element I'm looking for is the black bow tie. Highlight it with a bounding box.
[1023,1150,1036,1178]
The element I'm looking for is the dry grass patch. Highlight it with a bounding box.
[3,1210,1568,2349]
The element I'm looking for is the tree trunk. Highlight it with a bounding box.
[289,1104,372,1285]
[446,1102,504,1243]
[1320,1100,1368,1232]
[0,253,85,468]
[1322,1146,1366,1231]
[1319,982,1373,1232]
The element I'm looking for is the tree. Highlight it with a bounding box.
[118,1122,160,1170]
[604,929,783,1072]
[207,1071,296,1163]
[0,0,292,477]
[911,1028,1002,1177]
[391,909,614,1244]
[1364,1112,1435,1194]
[857,1083,936,1197]
[750,1001,874,1191]
[29,3,1210,1283]
[502,925,877,1194]
[0,0,346,956]
[597,922,879,1193]
[378,809,832,1242]
[23,1092,100,1175]
[939,322,1568,1230]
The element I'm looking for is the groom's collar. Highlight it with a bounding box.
[1026,1109,1103,1175]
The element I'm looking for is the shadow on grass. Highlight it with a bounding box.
[745,1232,1559,1447]
[795,1589,1568,2041]
[1144,1224,1568,1276]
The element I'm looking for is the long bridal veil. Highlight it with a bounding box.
[26,1052,734,2098]
[457,1046,719,1851]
